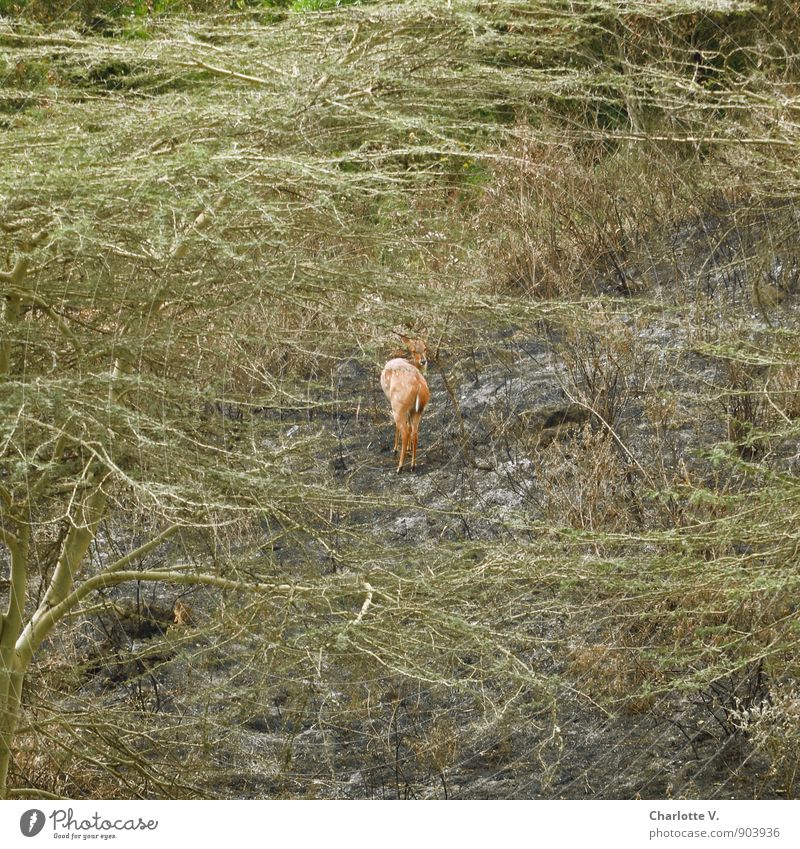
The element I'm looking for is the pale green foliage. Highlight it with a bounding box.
[1,0,800,798]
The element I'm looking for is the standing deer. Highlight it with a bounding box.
[380,334,430,473]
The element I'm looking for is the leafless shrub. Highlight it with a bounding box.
[733,681,800,797]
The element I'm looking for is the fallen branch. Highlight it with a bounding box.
[184,59,283,86]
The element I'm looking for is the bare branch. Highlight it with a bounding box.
[183,59,281,86]
[17,568,312,666]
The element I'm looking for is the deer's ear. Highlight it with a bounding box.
[398,332,410,344]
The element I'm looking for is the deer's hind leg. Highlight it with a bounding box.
[410,412,421,470]
[396,414,411,473]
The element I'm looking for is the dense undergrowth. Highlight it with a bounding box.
[1,0,800,798]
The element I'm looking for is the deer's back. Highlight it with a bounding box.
[381,360,428,412]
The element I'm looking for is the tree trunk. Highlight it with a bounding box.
[0,523,29,800]
[0,662,24,800]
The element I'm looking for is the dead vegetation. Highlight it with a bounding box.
[1,0,800,799]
